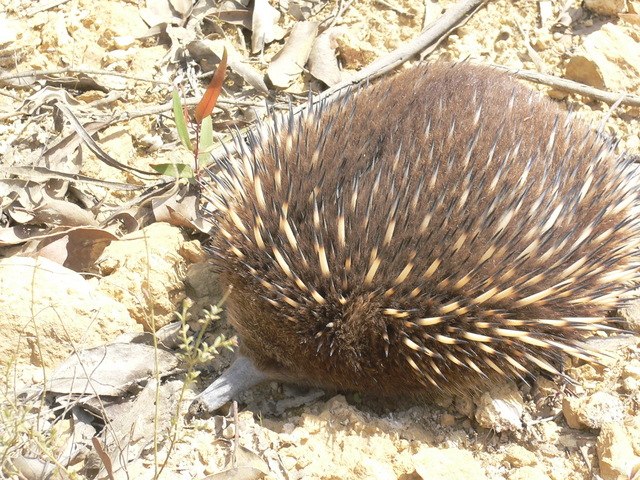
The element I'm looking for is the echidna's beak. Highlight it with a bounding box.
[189,356,268,414]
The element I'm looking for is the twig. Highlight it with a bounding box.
[233,401,239,468]
[55,102,160,178]
[0,89,23,101]
[0,68,172,87]
[492,65,640,107]
[110,96,266,122]
[316,0,488,102]
[5,166,144,191]
[25,0,70,16]
[373,0,410,16]
[325,0,345,28]
[324,0,357,28]
[515,20,547,73]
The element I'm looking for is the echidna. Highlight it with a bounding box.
[193,62,640,413]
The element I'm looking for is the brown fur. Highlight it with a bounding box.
[208,63,640,398]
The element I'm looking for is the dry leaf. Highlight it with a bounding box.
[170,0,193,16]
[140,0,185,27]
[33,226,117,271]
[91,379,183,479]
[217,9,252,28]
[308,26,347,86]
[42,73,109,93]
[5,166,141,191]
[232,446,270,474]
[30,197,98,226]
[188,40,269,94]
[18,86,80,115]
[151,180,199,226]
[47,343,180,397]
[251,0,281,53]
[0,178,40,210]
[0,225,48,246]
[619,13,640,25]
[56,102,159,177]
[41,121,108,167]
[5,456,56,480]
[204,467,266,480]
[212,0,252,28]
[267,21,319,88]
[151,181,215,233]
[288,0,315,20]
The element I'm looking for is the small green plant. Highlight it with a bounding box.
[152,49,228,180]
[175,300,237,378]
[154,299,236,479]
[0,360,75,479]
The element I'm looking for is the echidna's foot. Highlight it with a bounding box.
[189,356,268,414]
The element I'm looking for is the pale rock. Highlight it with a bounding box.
[0,18,18,46]
[563,391,624,429]
[102,48,136,71]
[504,445,537,467]
[98,222,190,330]
[475,382,524,432]
[180,240,208,263]
[440,413,456,427]
[624,415,640,457]
[113,35,135,49]
[508,466,552,480]
[624,361,640,380]
[413,447,487,480]
[584,0,627,15]
[565,23,640,93]
[621,297,640,332]
[597,422,639,480]
[562,395,583,429]
[0,256,138,367]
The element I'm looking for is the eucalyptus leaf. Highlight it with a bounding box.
[198,115,214,165]
[151,162,195,178]
[173,90,193,150]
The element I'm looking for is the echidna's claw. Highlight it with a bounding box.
[190,356,268,414]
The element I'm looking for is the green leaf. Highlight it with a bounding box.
[172,90,192,151]
[198,115,214,165]
[150,162,195,178]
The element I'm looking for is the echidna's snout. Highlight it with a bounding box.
[191,62,640,414]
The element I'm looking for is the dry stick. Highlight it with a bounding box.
[373,0,410,17]
[25,0,71,15]
[112,96,263,122]
[492,65,640,107]
[0,68,172,86]
[55,102,160,178]
[316,0,489,104]
[0,89,22,101]
[233,401,239,468]
[515,20,547,73]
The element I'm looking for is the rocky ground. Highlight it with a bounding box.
[2,0,640,479]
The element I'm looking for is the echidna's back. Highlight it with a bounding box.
[209,63,640,396]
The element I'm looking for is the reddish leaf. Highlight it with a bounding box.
[195,48,228,124]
